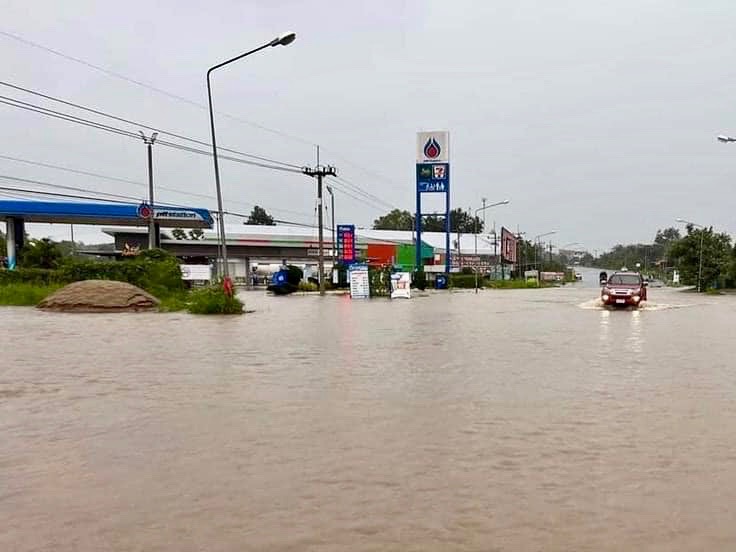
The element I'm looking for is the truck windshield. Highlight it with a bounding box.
[608,274,640,285]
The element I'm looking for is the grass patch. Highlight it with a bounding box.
[187,286,244,315]
[0,283,61,306]
[486,279,542,289]
[158,293,189,312]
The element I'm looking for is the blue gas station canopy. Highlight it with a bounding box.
[0,200,213,229]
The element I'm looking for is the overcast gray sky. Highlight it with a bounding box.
[2,0,736,252]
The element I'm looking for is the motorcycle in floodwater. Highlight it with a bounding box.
[599,271,608,286]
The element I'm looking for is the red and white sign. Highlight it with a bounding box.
[416,131,450,163]
[501,227,518,263]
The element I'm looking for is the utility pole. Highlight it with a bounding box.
[481,197,487,231]
[302,164,337,296]
[70,224,75,257]
[140,131,159,249]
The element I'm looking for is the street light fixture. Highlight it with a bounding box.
[206,32,296,281]
[676,218,705,292]
[473,199,510,293]
[717,135,736,143]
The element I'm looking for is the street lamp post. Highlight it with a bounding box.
[326,185,336,265]
[473,200,510,293]
[206,32,296,281]
[533,231,557,287]
[676,218,705,292]
[561,241,581,268]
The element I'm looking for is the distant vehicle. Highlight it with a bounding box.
[601,271,648,307]
[575,271,582,281]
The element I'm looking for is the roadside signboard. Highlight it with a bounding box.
[501,227,517,263]
[180,264,212,282]
[416,131,450,164]
[138,202,208,224]
[416,163,449,193]
[415,130,451,274]
[349,263,370,299]
[390,272,412,299]
[337,224,356,264]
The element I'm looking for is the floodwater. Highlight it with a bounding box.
[2,269,736,551]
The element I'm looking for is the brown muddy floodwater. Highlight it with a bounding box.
[2,275,736,551]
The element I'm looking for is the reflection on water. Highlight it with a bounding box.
[2,286,736,551]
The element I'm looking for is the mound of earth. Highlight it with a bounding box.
[37,280,160,312]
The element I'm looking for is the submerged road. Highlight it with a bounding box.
[2,277,735,551]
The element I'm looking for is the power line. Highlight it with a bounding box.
[0,185,324,232]
[0,174,173,205]
[0,95,304,173]
[0,81,401,213]
[0,30,411,202]
[333,175,397,210]
[0,159,315,220]
[0,29,317,147]
[0,185,134,204]
[0,80,303,169]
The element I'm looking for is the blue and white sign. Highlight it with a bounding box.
[348,263,370,299]
[416,163,449,193]
[415,130,451,275]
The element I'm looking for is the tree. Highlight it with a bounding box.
[668,225,732,290]
[373,208,483,233]
[423,208,483,233]
[171,228,204,240]
[19,238,62,269]
[0,230,5,257]
[373,209,414,230]
[247,205,275,226]
[654,227,681,247]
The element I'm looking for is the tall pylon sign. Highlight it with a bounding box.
[415,131,450,273]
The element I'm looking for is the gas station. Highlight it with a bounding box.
[0,199,213,269]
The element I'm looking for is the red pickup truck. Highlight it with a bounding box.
[601,271,648,307]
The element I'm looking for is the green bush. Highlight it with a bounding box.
[297,281,319,292]
[369,267,391,297]
[158,293,189,312]
[19,238,62,269]
[449,274,480,288]
[1,249,185,302]
[0,267,58,286]
[0,283,61,305]
[187,285,243,315]
[486,279,540,289]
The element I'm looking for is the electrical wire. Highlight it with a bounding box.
[0,31,415,203]
[0,80,303,169]
[0,95,303,173]
[0,29,317,146]
[0,84,403,213]
[0,155,318,221]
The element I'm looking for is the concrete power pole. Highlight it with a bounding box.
[302,164,338,296]
[140,131,159,250]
